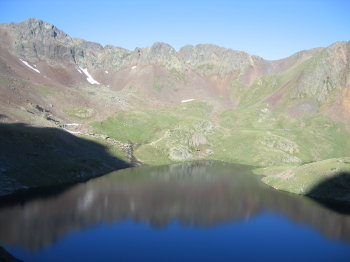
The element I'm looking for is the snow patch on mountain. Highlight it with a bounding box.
[79,66,100,85]
[181,99,195,103]
[19,59,40,73]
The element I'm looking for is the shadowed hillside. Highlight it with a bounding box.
[0,122,131,197]
[306,172,350,214]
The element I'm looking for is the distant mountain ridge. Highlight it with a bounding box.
[1,19,348,103]
[0,18,327,77]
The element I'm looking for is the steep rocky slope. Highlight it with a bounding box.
[0,18,349,197]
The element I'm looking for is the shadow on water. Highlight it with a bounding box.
[306,172,350,214]
[0,121,131,205]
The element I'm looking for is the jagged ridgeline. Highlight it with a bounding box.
[0,18,350,197]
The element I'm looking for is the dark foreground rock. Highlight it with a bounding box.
[0,247,22,262]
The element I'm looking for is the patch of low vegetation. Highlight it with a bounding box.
[237,75,280,107]
[217,104,350,166]
[34,84,56,97]
[90,96,350,167]
[92,101,217,164]
[134,145,173,165]
[65,106,96,119]
[82,135,129,162]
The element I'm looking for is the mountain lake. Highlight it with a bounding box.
[1,161,350,262]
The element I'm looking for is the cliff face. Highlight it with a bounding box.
[291,42,350,102]
[0,18,105,65]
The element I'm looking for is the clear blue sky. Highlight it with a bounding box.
[0,0,349,60]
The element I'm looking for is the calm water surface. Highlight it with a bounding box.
[1,161,350,262]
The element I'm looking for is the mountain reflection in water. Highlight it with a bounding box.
[0,161,350,255]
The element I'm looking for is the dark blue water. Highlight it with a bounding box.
[1,161,350,262]
[6,214,350,262]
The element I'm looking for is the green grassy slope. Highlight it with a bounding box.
[258,157,350,200]
[91,100,350,167]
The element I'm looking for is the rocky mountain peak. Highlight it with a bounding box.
[0,19,267,73]
[13,18,69,43]
[150,42,176,54]
[21,18,54,31]
[0,18,74,64]
[132,42,179,67]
